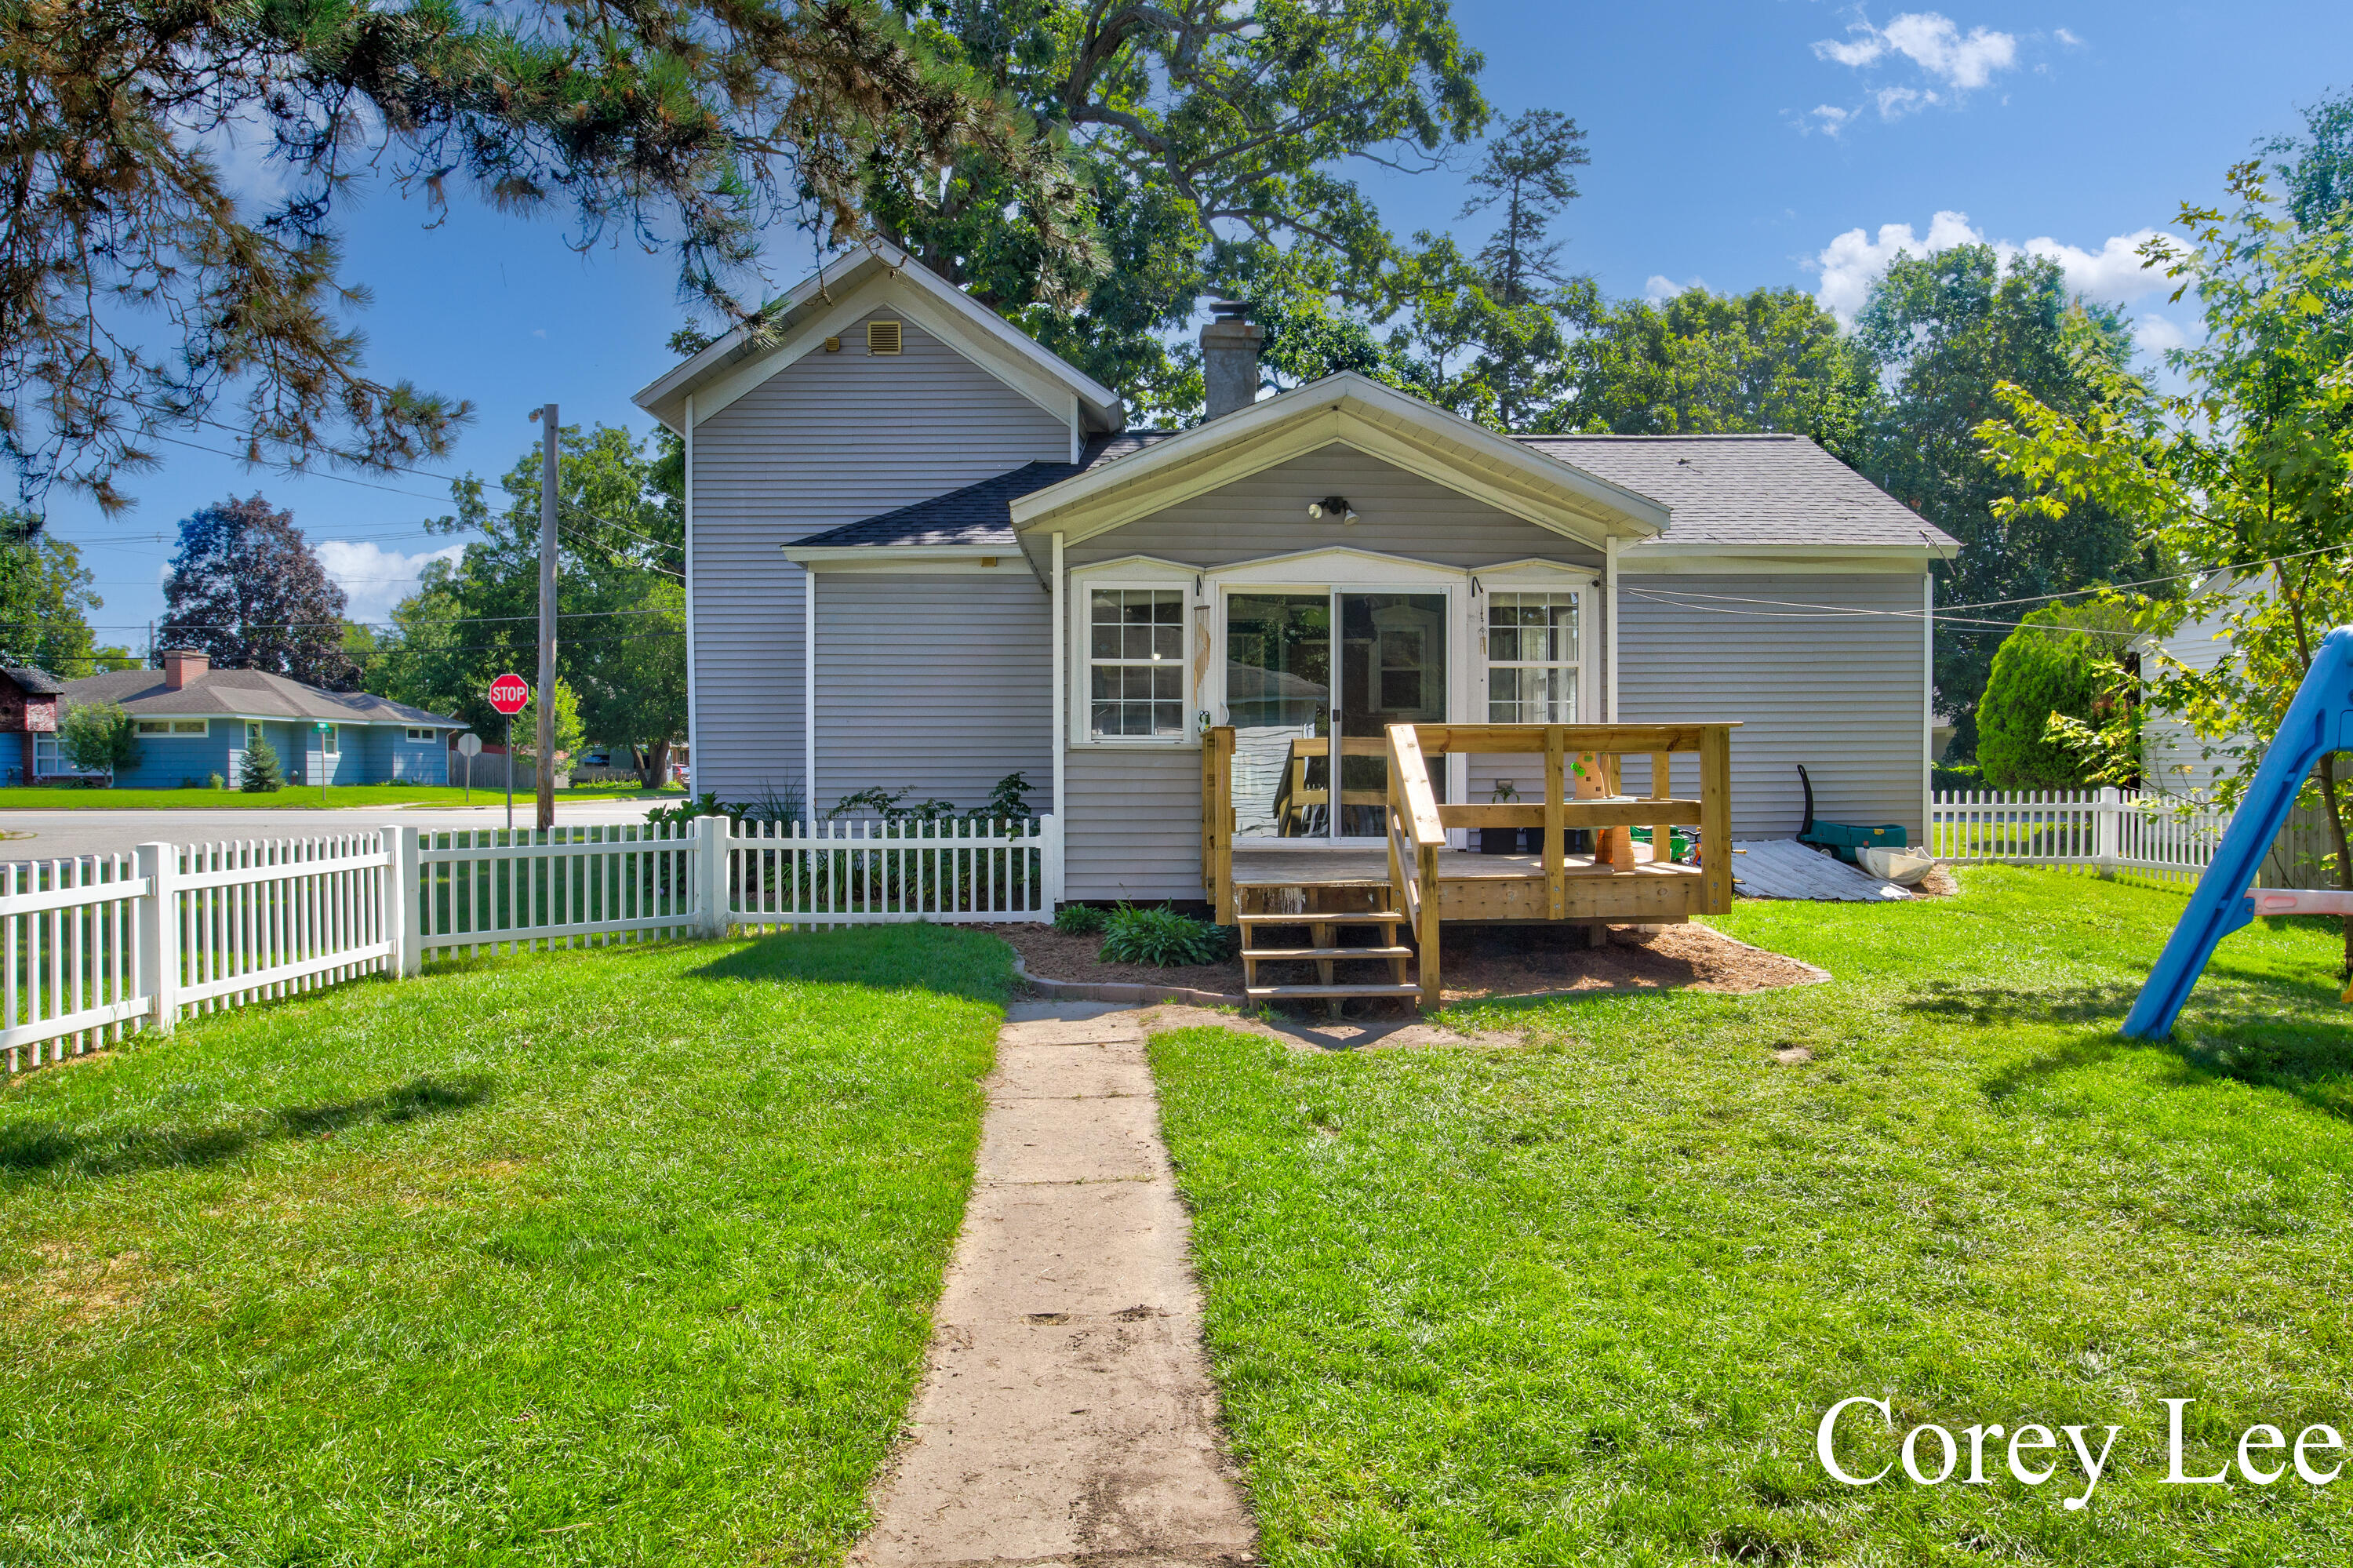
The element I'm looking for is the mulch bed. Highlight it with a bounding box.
[996,919,1823,1005]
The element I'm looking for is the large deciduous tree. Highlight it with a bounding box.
[1544,286,1878,461]
[2,515,130,675]
[1854,245,2154,758]
[4,0,1098,511]
[860,0,1489,418]
[1977,165,2353,966]
[161,496,355,687]
[381,425,686,785]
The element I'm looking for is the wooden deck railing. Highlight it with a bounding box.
[1384,726,1448,1008]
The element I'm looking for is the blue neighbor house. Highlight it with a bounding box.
[53,650,463,787]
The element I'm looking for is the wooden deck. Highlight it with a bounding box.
[1231,845,1705,922]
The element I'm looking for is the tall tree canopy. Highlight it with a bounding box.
[1977,165,2353,959]
[1853,245,2152,757]
[1544,286,1877,461]
[1,520,128,675]
[2267,86,2353,231]
[161,497,355,687]
[5,0,1097,511]
[860,0,1489,418]
[381,425,686,783]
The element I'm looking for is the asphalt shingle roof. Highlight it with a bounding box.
[60,668,460,726]
[796,432,1177,549]
[3,666,66,696]
[1514,433,1958,549]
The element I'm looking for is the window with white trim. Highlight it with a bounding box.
[133,719,209,736]
[318,725,339,755]
[33,734,60,773]
[1088,588,1186,738]
[406,726,435,743]
[1486,591,1580,722]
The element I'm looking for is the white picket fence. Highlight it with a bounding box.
[1929,788,2233,883]
[3,815,1059,1075]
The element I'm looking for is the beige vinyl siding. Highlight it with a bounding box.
[1617,573,1928,839]
[689,307,1069,802]
[813,573,1054,813]
[1064,748,1203,900]
[1062,446,1605,570]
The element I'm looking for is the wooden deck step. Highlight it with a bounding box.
[1245,983,1426,1001]
[1242,946,1413,962]
[1235,911,1404,926]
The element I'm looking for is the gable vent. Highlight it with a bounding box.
[867,319,903,355]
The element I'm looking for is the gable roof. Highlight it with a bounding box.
[1008,373,1671,548]
[787,434,1177,553]
[1516,435,1958,553]
[60,668,460,727]
[3,665,65,696]
[633,243,1125,435]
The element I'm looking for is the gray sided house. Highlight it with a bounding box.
[55,651,461,787]
[636,247,1958,903]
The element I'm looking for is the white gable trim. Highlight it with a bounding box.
[633,244,1122,434]
[1010,376,1667,549]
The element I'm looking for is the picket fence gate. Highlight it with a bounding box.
[2,815,1060,1075]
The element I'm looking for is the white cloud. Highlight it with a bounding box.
[1645,275,1707,303]
[2054,25,2085,46]
[1808,12,2020,126]
[1809,210,2173,323]
[2133,314,2188,358]
[318,540,464,624]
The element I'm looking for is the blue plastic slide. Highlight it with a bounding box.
[2124,624,2353,1039]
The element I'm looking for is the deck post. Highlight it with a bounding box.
[1417,838,1442,1010]
[1650,749,1674,866]
[1201,726,1235,922]
[1700,726,1733,913]
[1543,726,1566,919]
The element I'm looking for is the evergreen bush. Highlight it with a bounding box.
[238,735,285,792]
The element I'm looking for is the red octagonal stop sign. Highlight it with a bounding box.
[487,673,531,715]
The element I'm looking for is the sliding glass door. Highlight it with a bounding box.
[1225,589,1448,842]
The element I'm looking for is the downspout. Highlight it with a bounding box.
[683,394,698,787]
[804,567,818,813]
[1922,569,1934,847]
[1605,536,1620,723]
[1051,531,1067,903]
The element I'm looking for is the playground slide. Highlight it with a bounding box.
[2122,624,2353,1039]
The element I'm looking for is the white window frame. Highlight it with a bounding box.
[134,718,209,737]
[318,724,339,755]
[405,726,435,743]
[1080,580,1192,744]
[1067,557,1200,748]
[1473,562,1600,726]
[32,733,61,774]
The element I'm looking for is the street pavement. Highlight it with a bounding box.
[2,798,664,864]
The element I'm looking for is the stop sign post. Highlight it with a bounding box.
[488,675,529,828]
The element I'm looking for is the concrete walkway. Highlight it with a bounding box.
[852,1002,1258,1568]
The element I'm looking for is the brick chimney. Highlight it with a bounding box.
[162,648,209,690]
[1200,300,1264,420]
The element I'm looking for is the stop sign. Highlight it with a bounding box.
[487,673,531,715]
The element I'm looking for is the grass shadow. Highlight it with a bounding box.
[688,926,1009,1006]
[0,1071,493,1181]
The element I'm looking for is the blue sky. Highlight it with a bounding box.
[41,0,2353,647]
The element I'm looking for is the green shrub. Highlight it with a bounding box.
[1978,603,2142,789]
[58,700,140,776]
[238,736,285,792]
[1098,904,1233,967]
[1053,903,1107,936]
[208,772,226,790]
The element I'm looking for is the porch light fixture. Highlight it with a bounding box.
[1307,495,1358,524]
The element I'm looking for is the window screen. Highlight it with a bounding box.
[1487,591,1580,723]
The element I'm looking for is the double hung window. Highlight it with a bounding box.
[1486,591,1581,723]
[1088,588,1185,738]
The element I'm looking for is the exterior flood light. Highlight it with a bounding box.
[1307,495,1358,524]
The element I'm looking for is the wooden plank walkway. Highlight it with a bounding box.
[1730,838,1909,901]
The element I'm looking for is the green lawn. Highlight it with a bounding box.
[1151,868,2353,1566]
[0,782,682,810]
[0,926,1008,1565]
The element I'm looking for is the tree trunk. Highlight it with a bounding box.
[639,739,671,790]
[2277,560,2352,973]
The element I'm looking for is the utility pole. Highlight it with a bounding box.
[529,402,558,831]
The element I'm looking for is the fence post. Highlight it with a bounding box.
[697,815,732,938]
[1042,813,1064,909]
[388,825,423,977]
[134,842,179,1036]
[2093,786,2122,875]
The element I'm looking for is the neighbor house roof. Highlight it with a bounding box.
[1515,434,1959,554]
[60,668,460,727]
[3,665,66,696]
[786,434,1177,553]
